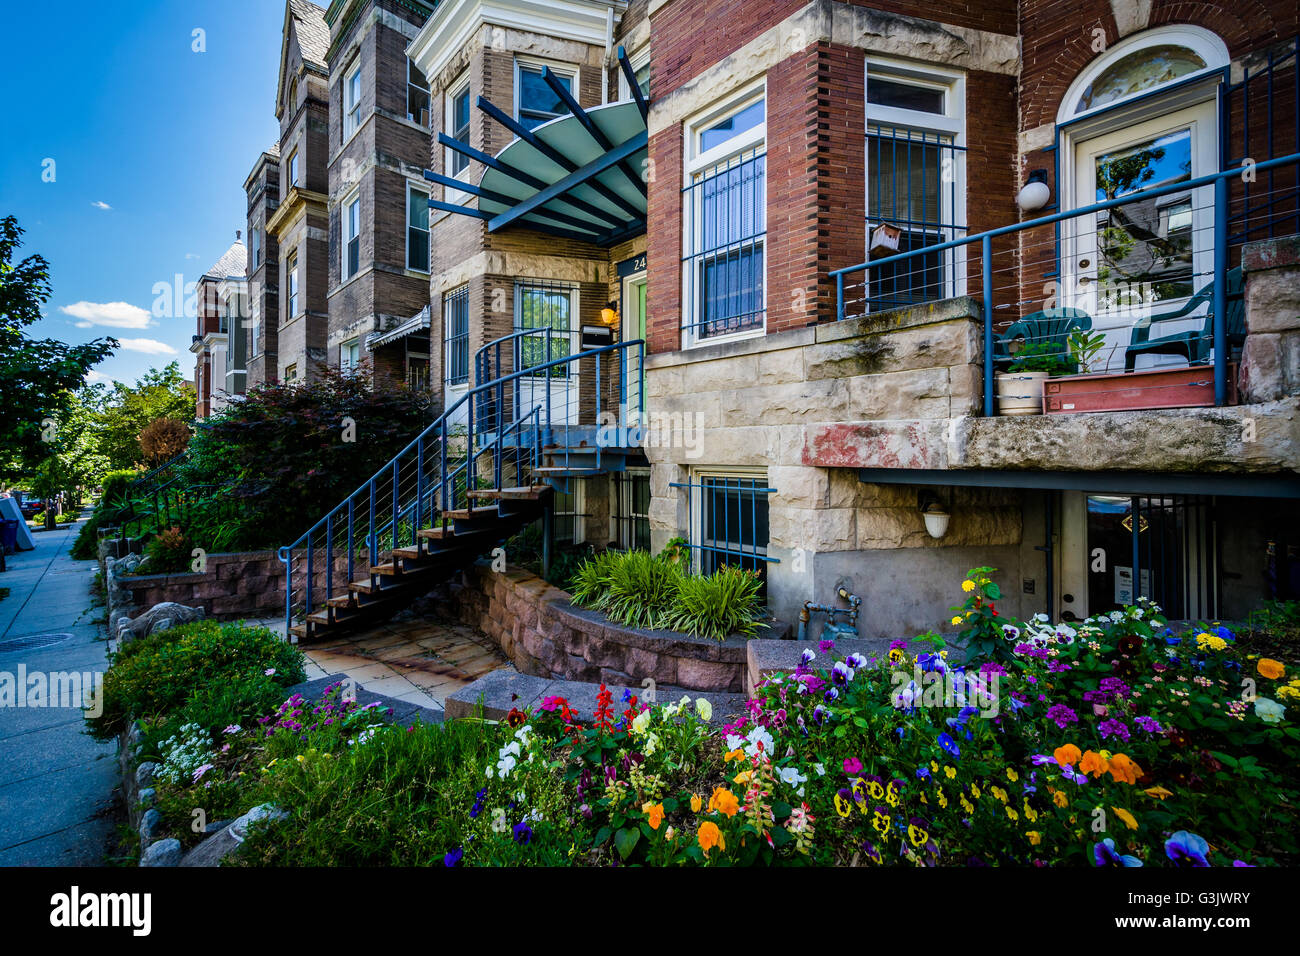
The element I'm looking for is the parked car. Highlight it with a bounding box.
[16,495,45,520]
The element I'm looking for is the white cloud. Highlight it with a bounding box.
[117,337,178,356]
[59,300,152,330]
[91,200,112,210]
[185,252,200,259]
[85,369,116,385]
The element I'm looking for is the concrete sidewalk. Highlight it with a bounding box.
[0,515,117,866]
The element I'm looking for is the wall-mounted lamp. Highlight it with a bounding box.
[1017,168,1051,213]
[600,301,619,325]
[919,490,951,540]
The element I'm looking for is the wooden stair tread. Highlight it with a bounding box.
[466,485,550,500]
[444,507,499,520]
[416,526,454,540]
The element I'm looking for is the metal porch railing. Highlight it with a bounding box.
[278,335,645,636]
[832,151,1300,415]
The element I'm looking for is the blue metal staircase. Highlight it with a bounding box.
[279,329,645,642]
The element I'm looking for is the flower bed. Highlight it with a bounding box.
[112,568,1300,867]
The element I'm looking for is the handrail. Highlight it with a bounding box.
[832,151,1300,412]
[278,334,644,638]
[278,336,640,560]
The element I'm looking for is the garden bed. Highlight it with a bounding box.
[443,561,790,693]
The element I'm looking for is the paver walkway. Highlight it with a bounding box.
[0,513,117,865]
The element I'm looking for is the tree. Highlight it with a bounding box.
[138,416,191,465]
[96,362,196,470]
[0,216,117,480]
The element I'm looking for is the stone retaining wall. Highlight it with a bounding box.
[441,560,790,693]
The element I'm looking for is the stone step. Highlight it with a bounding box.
[445,670,748,725]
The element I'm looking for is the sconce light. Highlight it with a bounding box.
[1017,168,1051,213]
[919,490,951,540]
[600,301,619,325]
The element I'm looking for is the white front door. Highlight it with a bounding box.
[1062,99,1217,371]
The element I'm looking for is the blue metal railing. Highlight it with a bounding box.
[279,334,645,637]
[832,151,1300,415]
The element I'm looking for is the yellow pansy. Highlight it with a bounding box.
[1112,806,1139,830]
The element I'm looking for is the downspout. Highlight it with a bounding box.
[602,6,615,106]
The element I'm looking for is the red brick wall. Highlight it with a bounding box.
[646,123,683,355]
[816,43,868,321]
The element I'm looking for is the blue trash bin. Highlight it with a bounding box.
[0,519,17,558]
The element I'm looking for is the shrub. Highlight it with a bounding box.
[88,620,305,740]
[570,550,765,640]
[661,565,766,641]
[142,526,191,573]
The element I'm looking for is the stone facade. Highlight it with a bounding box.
[244,147,281,388]
[270,0,332,383]
[325,0,433,385]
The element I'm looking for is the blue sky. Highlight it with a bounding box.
[0,0,289,387]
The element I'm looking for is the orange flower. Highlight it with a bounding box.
[733,770,753,786]
[689,794,702,813]
[1080,750,1109,778]
[1111,806,1139,830]
[708,787,740,818]
[1143,785,1173,801]
[697,821,725,855]
[644,802,665,831]
[1053,790,1069,808]
[1107,753,1142,785]
[724,749,746,762]
[1053,744,1082,767]
[1258,658,1286,680]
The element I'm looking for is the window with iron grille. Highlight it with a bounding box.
[683,90,766,343]
[865,65,966,312]
[443,285,469,387]
[553,480,585,544]
[673,472,774,588]
[516,280,576,378]
[611,469,651,551]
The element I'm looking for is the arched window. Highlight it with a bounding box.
[1060,26,1228,121]
[287,77,298,113]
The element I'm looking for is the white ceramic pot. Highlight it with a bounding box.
[996,371,1048,416]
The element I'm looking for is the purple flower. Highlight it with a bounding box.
[1046,704,1079,729]
[819,639,835,653]
[443,847,463,867]
[1094,838,1143,867]
[843,757,863,776]
[512,821,533,845]
[1135,715,1162,734]
[1165,831,1209,867]
[937,732,960,760]
[1098,718,1131,742]
[800,648,816,665]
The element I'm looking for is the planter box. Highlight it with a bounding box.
[1043,364,1237,414]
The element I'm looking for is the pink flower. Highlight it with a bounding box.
[843,757,863,775]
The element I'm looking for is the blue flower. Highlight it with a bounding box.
[1165,635,1182,646]
[444,847,463,867]
[937,732,961,760]
[1093,838,1143,867]
[621,688,634,703]
[1165,830,1210,867]
[1216,625,1234,642]
[512,820,534,845]
[824,687,839,702]
[917,653,945,674]
[916,766,931,780]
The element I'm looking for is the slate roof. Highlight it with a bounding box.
[205,240,247,281]
[288,0,330,72]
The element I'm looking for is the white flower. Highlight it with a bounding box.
[744,725,775,758]
[1255,697,1286,724]
[777,765,807,795]
[725,733,745,752]
[496,753,517,777]
[813,762,826,777]
[695,698,713,721]
[643,732,659,756]
[631,710,652,735]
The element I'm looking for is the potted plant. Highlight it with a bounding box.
[996,343,1072,416]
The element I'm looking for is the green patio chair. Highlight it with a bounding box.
[1124,268,1245,371]
[993,307,1093,371]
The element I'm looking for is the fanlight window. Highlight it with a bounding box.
[1076,45,1208,114]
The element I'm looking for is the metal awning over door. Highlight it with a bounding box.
[424,47,648,248]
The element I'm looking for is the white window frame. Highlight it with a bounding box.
[249,283,261,359]
[617,46,650,102]
[682,80,768,350]
[407,56,430,127]
[342,192,361,282]
[514,57,577,130]
[864,58,968,308]
[340,337,361,372]
[686,466,769,576]
[443,74,473,204]
[344,62,362,141]
[406,181,430,274]
[443,284,471,390]
[286,251,299,318]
